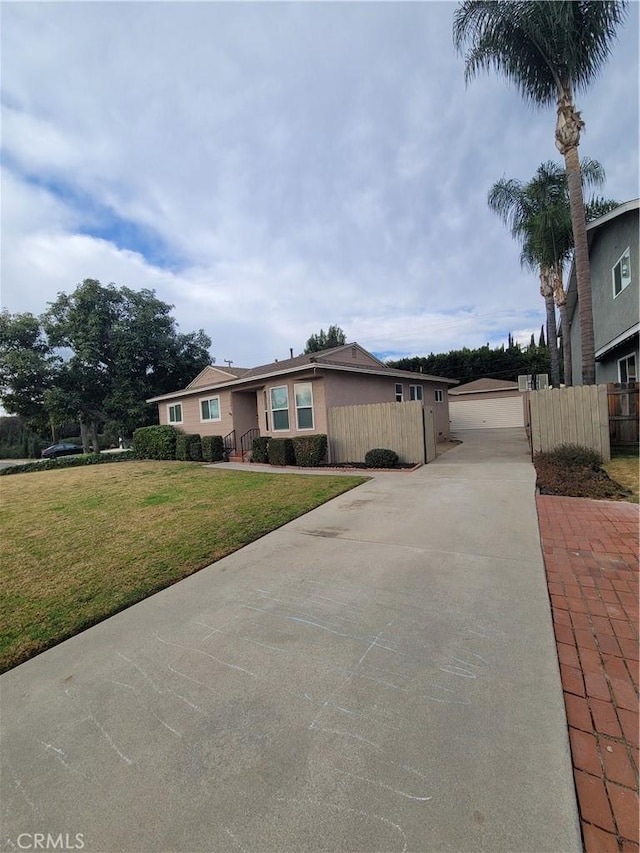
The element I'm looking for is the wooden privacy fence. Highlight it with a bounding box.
[607,382,638,446]
[527,385,610,461]
[327,401,436,465]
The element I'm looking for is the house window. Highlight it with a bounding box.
[200,396,221,422]
[270,386,290,431]
[168,403,183,424]
[395,383,403,402]
[409,385,423,402]
[434,389,444,403]
[263,390,269,431]
[618,353,637,383]
[612,248,631,297]
[295,382,314,430]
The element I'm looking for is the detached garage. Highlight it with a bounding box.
[449,378,525,430]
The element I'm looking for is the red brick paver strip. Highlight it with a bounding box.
[537,496,639,852]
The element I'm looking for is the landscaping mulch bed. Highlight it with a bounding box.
[533,445,634,501]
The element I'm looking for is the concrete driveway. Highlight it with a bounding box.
[0,429,580,852]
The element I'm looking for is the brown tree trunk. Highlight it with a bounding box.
[540,269,560,388]
[563,144,595,385]
[552,263,572,386]
[79,418,90,454]
[556,96,594,385]
[90,420,100,455]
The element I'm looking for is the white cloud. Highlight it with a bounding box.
[1,1,637,370]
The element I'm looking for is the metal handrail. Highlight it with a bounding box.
[223,430,236,453]
[240,428,261,455]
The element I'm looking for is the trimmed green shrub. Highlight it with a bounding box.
[201,435,224,462]
[251,436,270,463]
[364,448,399,468]
[188,436,202,462]
[133,425,178,460]
[542,444,603,469]
[0,451,135,476]
[176,433,202,461]
[292,434,327,467]
[268,437,295,466]
[175,433,189,461]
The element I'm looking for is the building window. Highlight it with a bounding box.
[263,390,269,431]
[409,385,423,402]
[395,383,403,402]
[200,396,221,422]
[270,386,290,431]
[618,353,637,383]
[612,248,631,298]
[168,403,183,424]
[434,389,444,403]
[294,382,314,429]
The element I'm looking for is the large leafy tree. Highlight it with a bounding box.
[304,324,348,354]
[0,310,57,433]
[1,280,212,448]
[488,159,610,386]
[454,0,628,384]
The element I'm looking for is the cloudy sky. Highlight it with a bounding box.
[2,1,638,369]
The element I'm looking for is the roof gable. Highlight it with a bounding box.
[450,378,519,395]
[147,342,457,403]
[187,365,249,388]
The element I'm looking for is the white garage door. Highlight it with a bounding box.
[449,396,525,430]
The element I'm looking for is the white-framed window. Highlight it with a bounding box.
[200,396,221,422]
[294,382,314,430]
[618,353,637,383]
[167,402,183,424]
[395,383,403,402]
[434,389,444,403]
[409,385,423,402]
[612,248,631,298]
[270,385,290,431]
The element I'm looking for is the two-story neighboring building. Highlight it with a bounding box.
[567,199,639,385]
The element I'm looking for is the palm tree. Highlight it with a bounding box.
[488,159,608,386]
[454,1,628,384]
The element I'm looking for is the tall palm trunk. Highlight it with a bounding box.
[552,263,572,386]
[540,268,560,388]
[556,95,595,385]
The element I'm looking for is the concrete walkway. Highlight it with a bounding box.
[0,429,580,852]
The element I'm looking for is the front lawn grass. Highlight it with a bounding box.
[0,462,367,672]
[603,446,640,503]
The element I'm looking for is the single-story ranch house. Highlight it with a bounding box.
[148,343,457,459]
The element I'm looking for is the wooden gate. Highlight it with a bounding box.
[607,382,639,446]
[327,401,436,465]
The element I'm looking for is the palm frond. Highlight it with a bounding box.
[454,1,628,104]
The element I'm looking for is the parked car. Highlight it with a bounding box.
[41,443,83,459]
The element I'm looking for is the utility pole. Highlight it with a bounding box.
[224,359,233,368]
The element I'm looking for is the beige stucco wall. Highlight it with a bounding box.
[259,375,328,438]
[158,389,234,438]
[323,372,451,440]
[187,366,240,388]
[155,367,451,443]
[319,347,383,369]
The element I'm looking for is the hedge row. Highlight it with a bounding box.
[133,426,224,463]
[251,434,328,467]
[0,451,136,477]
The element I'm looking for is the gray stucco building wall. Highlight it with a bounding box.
[568,203,639,385]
